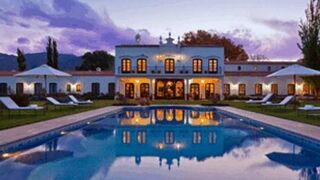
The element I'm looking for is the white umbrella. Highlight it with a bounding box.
[267,64,320,107]
[15,64,71,94]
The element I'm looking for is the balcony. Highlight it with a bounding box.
[116,66,223,77]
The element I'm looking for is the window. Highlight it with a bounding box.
[208,59,218,73]
[303,84,310,95]
[108,83,115,96]
[121,58,131,73]
[205,83,215,99]
[140,83,149,98]
[193,59,202,73]
[125,83,134,98]
[239,84,246,96]
[34,83,42,95]
[137,59,147,73]
[190,83,200,100]
[287,84,295,95]
[238,66,241,71]
[122,131,131,144]
[271,84,278,95]
[137,131,146,144]
[16,83,24,95]
[91,83,100,95]
[268,66,271,71]
[208,132,216,144]
[193,131,201,144]
[49,83,57,94]
[165,59,174,73]
[224,84,230,96]
[66,84,71,93]
[76,84,81,92]
[165,131,174,144]
[255,84,262,96]
[0,83,7,95]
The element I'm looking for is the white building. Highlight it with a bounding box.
[0,33,311,99]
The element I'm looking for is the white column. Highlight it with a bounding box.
[185,79,189,100]
[151,78,155,100]
[220,76,225,100]
[115,77,120,99]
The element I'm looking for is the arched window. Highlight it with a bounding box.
[91,83,100,95]
[271,84,278,95]
[76,84,81,92]
[208,59,218,73]
[140,83,149,97]
[125,83,134,98]
[255,84,262,96]
[165,59,174,73]
[156,80,165,97]
[0,83,8,95]
[224,84,230,96]
[193,59,202,73]
[287,84,295,95]
[49,83,57,94]
[137,59,147,73]
[66,84,71,93]
[121,58,131,73]
[303,84,310,95]
[16,83,24,95]
[238,84,246,96]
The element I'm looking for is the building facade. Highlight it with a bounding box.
[0,34,311,99]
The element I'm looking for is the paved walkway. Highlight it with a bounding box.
[0,106,122,147]
[216,106,320,141]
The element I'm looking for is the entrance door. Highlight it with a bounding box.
[140,83,150,98]
[190,83,200,100]
[155,79,184,99]
[125,83,134,98]
[205,83,215,99]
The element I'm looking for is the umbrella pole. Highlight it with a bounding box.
[44,75,47,96]
[294,75,296,110]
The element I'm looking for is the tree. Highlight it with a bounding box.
[16,48,26,71]
[298,0,320,95]
[53,39,59,69]
[76,50,114,71]
[46,37,53,67]
[181,30,249,61]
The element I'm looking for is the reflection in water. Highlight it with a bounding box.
[0,107,319,180]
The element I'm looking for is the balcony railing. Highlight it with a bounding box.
[117,66,223,76]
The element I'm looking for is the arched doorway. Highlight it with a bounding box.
[125,83,134,98]
[190,83,200,100]
[140,83,150,98]
[205,83,215,99]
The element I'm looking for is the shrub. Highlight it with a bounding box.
[115,92,128,104]
[10,94,30,106]
[208,94,221,104]
[139,97,150,106]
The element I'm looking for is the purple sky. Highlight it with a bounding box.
[0,0,308,60]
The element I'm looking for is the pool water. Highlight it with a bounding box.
[0,107,319,180]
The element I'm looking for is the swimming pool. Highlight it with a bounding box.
[0,106,319,180]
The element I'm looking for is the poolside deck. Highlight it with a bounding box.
[216,106,320,141]
[0,106,121,147]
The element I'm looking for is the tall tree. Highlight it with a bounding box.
[16,48,26,71]
[46,37,53,67]
[181,30,249,61]
[298,0,320,95]
[52,39,59,69]
[77,50,114,71]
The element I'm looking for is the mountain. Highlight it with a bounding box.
[0,52,83,70]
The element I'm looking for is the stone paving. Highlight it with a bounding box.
[216,106,320,141]
[0,106,122,146]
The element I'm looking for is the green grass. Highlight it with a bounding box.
[0,100,115,130]
[226,100,320,126]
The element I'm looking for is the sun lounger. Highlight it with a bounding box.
[68,95,93,105]
[46,97,78,106]
[261,96,294,107]
[298,105,320,111]
[0,97,43,110]
[246,93,273,104]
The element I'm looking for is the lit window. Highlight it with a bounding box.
[137,131,146,144]
[303,84,310,95]
[255,84,262,96]
[66,84,71,92]
[121,59,131,73]
[125,83,134,98]
[76,84,81,92]
[175,109,184,121]
[239,84,246,96]
[165,131,174,144]
[165,59,174,73]
[122,131,131,144]
[287,84,295,95]
[208,59,218,73]
[137,59,147,73]
[193,131,201,144]
[193,59,202,73]
[224,84,230,96]
[208,132,216,144]
[271,84,278,95]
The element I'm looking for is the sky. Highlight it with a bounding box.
[0,0,309,60]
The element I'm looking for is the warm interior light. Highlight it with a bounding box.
[135,80,140,83]
[158,143,164,149]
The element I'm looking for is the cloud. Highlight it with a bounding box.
[0,0,157,55]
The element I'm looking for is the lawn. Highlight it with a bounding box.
[226,100,320,126]
[0,100,115,130]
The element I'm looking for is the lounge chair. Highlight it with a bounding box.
[46,97,78,106]
[298,105,320,117]
[246,93,273,104]
[0,97,44,111]
[68,95,93,105]
[261,95,294,107]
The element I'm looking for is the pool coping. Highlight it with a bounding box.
[215,106,320,142]
[0,106,122,150]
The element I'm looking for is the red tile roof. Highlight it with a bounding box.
[225,61,299,65]
[67,71,114,76]
[225,71,271,76]
[0,71,18,76]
